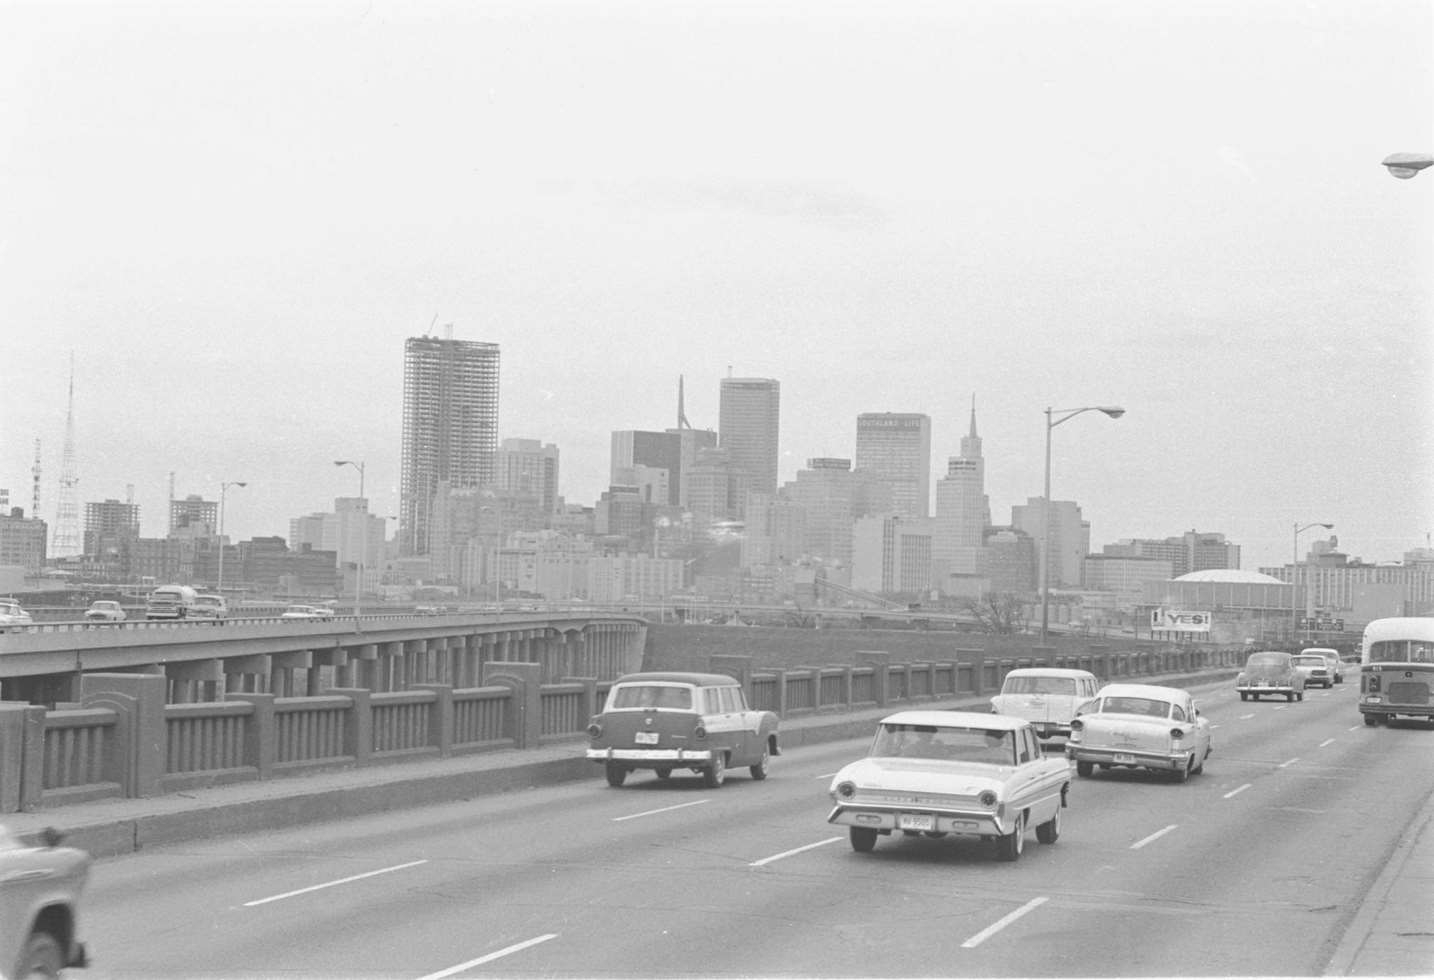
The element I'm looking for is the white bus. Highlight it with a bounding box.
[1359,617,1434,727]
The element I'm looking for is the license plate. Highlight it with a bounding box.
[1113,753,1137,764]
[898,813,935,831]
[634,731,659,745]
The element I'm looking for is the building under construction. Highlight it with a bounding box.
[400,334,500,556]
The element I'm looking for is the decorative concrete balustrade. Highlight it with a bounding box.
[0,643,1242,812]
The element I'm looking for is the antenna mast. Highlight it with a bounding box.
[52,354,82,556]
[31,439,41,517]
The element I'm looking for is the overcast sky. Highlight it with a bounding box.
[2,0,1430,573]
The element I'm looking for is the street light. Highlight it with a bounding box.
[1039,405,1125,644]
[1381,152,1434,180]
[217,481,247,597]
[1292,521,1333,643]
[334,460,366,618]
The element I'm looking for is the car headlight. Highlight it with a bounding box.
[835,780,857,799]
[977,790,997,807]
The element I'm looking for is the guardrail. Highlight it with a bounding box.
[0,644,1244,812]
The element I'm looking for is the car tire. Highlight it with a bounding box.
[849,827,878,853]
[1239,692,1248,701]
[702,753,726,788]
[749,743,770,781]
[1035,806,1061,845]
[1363,714,1378,727]
[1297,692,1305,701]
[996,812,1026,862]
[654,767,672,780]
[1174,756,1192,783]
[1075,760,1094,778]
[604,763,627,788]
[16,931,64,979]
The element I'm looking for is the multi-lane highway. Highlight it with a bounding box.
[78,677,1429,977]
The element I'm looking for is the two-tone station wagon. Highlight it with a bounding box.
[585,672,780,788]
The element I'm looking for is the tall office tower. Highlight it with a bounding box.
[718,377,780,502]
[611,430,683,506]
[782,458,857,568]
[852,514,935,595]
[932,401,991,580]
[854,413,931,518]
[498,438,561,515]
[400,335,500,555]
[83,498,140,557]
[1011,497,1090,589]
[169,494,218,537]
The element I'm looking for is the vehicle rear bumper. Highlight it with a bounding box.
[827,804,1006,836]
[1066,746,1186,770]
[1236,684,1295,694]
[587,747,714,764]
[1360,701,1434,720]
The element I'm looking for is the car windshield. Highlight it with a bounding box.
[1098,696,1171,718]
[1002,675,1077,695]
[871,723,1016,765]
[609,685,693,710]
[1293,657,1324,667]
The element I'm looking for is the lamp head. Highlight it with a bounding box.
[1382,152,1434,179]
[1098,406,1125,419]
[236,482,247,488]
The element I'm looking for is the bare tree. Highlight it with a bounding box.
[960,592,1030,634]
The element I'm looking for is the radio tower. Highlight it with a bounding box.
[31,439,41,516]
[51,355,82,557]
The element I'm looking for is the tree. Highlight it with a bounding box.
[960,592,1029,634]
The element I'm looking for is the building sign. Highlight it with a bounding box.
[1150,608,1211,633]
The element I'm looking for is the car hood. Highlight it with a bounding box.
[832,756,1010,794]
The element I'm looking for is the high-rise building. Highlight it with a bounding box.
[169,495,217,538]
[718,377,780,501]
[854,413,931,518]
[0,508,47,573]
[498,438,561,515]
[933,402,991,582]
[611,430,683,506]
[1012,498,1090,589]
[400,334,500,555]
[783,458,857,568]
[83,499,140,557]
[852,514,935,594]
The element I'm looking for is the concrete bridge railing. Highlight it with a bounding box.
[0,644,1244,812]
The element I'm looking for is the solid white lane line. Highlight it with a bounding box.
[242,859,428,907]
[1239,714,1255,720]
[1278,757,1300,768]
[816,772,838,779]
[1130,825,1178,850]
[1347,725,1363,732]
[1319,738,1335,748]
[961,896,1049,948]
[416,933,558,980]
[1224,783,1252,799]
[749,837,843,867]
[612,799,710,822]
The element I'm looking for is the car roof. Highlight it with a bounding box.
[612,672,741,686]
[1003,667,1098,679]
[879,709,1030,731]
[1300,647,1337,655]
[1095,683,1189,701]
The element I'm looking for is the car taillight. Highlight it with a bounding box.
[1367,674,1381,693]
[836,781,856,798]
[1169,727,1185,744]
[693,724,707,739]
[1069,719,1083,732]
[586,722,602,738]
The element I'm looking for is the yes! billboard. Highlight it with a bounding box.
[1150,608,1212,633]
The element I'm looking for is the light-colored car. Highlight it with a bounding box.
[827,710,1070,861]
[1301,646,1344,684]
[1066,683,1212,782]
[989,667,1101,740]
[0,598,34,631]
[280,604,326,620]
[586,672,780,788]
[0,825,89,978]
[83,600,127,622]
[191,594,228,621]
[1290,652,1333,689]
[1235,650,1306,702]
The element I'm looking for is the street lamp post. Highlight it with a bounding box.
[1382,152,1434,180]
[1292,521,1333,644]
[1039,405,1125,645]
[334,461,366,618]
[217,481,247,597]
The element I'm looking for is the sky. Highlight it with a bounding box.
[2,0,1431,574]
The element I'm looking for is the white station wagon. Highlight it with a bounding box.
[1066,683,1212,782]
[827,710,1071,862]
[989,667,1101,740]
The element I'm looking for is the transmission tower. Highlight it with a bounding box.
[51,355,82,556]
[31,439,40,516]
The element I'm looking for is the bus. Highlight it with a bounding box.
[1358,617,1434,727]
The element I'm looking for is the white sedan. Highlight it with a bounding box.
[280,605,327,620]
[1066,683,1212,782]
[827,710,1071,862]
[84,600,127,622]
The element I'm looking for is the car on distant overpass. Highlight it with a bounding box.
[280,604,331,621]
[0,598,34,631]
[84,600,127,622]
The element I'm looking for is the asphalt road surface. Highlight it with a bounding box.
[80,678,1428,978]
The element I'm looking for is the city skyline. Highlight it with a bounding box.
[2,2,1429,575]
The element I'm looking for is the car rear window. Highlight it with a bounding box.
[1246,653,1287,667]
[1002,675,1077,695]
[1099,697,1171,718]
[610,685,693,710]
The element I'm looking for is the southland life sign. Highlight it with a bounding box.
[1150,608,1212,633]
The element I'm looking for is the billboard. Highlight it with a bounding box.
[1150,608,1212,633]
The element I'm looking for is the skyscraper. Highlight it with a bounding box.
[854,413,931,518]
[718,377,780,501]
[400,334,500,555]
[933,400,992,581]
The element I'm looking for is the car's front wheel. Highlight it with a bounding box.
[604,763,627,788]
[1035,806,1061,845]
[15,931,64,979]
[849,827,878,853]
[749,743,770,780]
[1075,760,1094,777]
[1363,714,1379,727]
[996,812,1026,861]
[702,753,726,788]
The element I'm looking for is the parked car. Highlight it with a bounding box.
[1291,652,1333,689]
[83,600,127,622]
[827,710,1070,861]
[0,598,36,630]
[989,667,1101,741]
[280,604,326,620]
[0,824,89,978]
[1301,646,1344,684]
[585,672,780,788]
[191,594,228,621]
[1235,650,1306,702]
[1066,683,1212,782]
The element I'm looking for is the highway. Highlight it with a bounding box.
[77,677,1429,978]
